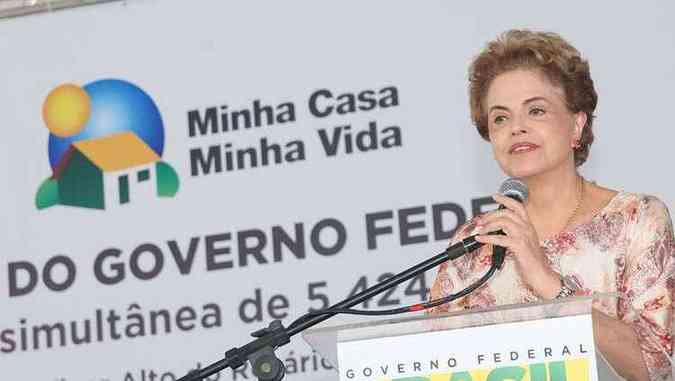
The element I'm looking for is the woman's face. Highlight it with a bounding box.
[484,69,586,179]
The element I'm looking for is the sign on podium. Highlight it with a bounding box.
[303,294,623,381]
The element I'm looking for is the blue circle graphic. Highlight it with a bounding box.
[48,79,164,169]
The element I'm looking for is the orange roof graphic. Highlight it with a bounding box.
[72,132,160,172]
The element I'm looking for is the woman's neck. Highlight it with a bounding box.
[522,165,581,238]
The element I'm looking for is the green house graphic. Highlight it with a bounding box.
[36,131,179,210]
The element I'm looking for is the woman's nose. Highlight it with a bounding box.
[510,113,529,136]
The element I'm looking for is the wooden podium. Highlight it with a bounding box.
[303,295,624,381]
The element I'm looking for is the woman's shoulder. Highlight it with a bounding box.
[605,191,671,219]
[601,192,673,237]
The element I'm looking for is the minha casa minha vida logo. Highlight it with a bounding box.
[35,79,179,210]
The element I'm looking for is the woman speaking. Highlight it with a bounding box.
[429,30,675,381]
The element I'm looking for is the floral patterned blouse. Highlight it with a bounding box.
[429,192,675,380]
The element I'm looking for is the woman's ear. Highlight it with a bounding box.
[573,112,587,142]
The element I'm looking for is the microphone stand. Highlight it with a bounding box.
[177,234,498,381]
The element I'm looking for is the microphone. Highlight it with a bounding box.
[498,177,529,204]
[492,178,529,268]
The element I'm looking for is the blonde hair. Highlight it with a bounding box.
[469,30,597,166]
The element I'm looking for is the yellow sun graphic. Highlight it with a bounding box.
[42,83,91,137]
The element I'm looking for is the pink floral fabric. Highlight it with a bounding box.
[429,192,675,380]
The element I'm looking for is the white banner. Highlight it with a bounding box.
[0,1,673,381]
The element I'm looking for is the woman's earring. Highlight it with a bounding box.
[572,139,581,149]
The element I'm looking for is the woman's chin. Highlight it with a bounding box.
[502,164,545,179]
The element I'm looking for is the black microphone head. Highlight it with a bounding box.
[498,178,528,203]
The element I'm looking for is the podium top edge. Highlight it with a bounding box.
[303,292,619,335]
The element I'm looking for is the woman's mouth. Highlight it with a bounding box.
[509,143,540,154]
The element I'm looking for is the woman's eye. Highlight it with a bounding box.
[529,107,545,116]
[493,115,507,124]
